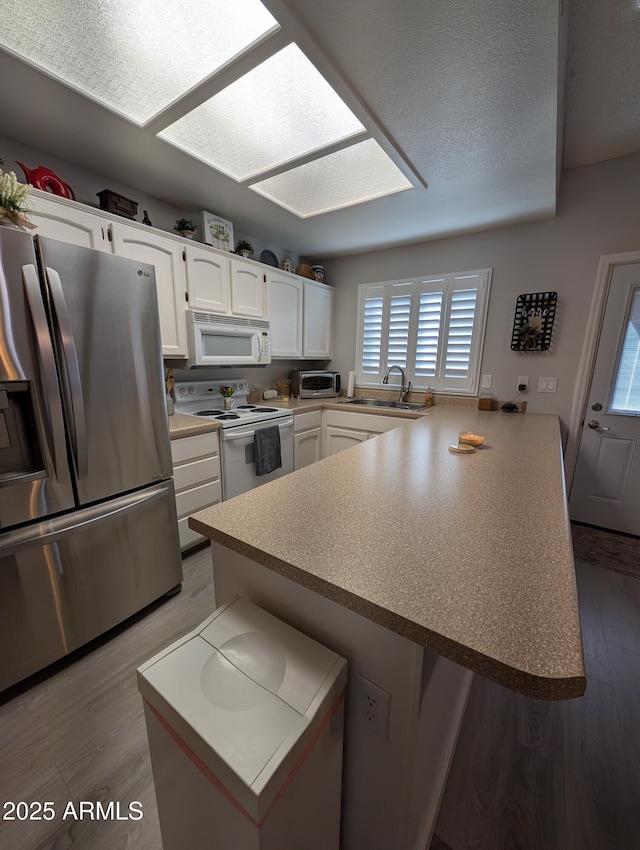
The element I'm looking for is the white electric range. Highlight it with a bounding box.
[174,379,294,500]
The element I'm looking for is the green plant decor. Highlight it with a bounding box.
[0,167,35,229]
[174,218,195,233]
[236,239,253,255]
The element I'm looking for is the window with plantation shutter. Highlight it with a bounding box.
[356,269,491,394]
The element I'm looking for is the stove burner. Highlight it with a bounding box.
[216,413,240,420]
[236,404,256,409]
[194,409,225,416]
[253,407,278,413]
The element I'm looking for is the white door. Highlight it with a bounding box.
[30,192,110,252]
[268,272,303,357]
[325,426,368,456]
[294,428,322,469]
[229,258,265,318]
[185,244,230,313]
[570,262,640,534]
[111,223,188,358]
[303,281,333,358]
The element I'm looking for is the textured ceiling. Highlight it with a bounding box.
[0,0,637,257]
[564,0,640,168]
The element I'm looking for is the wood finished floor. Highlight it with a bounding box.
[433,555,640,850]
[0,535,638,849]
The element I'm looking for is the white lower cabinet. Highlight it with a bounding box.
[171,430,222,551]
[325,426,369,456]
[293,410,322,469]
[324,409,409,457]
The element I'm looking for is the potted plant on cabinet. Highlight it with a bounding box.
[0,166,35,230]
[174,218,196,240]
[236,239,253,259]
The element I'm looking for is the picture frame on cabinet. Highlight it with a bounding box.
[201,210,234,252]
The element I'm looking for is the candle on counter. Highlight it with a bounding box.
[458,431,485,447]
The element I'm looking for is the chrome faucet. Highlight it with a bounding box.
[382,365,412,402]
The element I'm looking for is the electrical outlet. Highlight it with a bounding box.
[352,674,391,740]
[481,374,492,389]
[517,375,529,392]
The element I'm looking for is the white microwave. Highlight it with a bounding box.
[186,310,271,367]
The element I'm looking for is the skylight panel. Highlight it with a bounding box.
[159,43,366,181]
[0,0,280,125]
[249,139,413,217]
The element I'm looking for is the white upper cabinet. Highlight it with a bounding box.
[185,243,230,314]
[267,271,303,358]
[229,257,266,318]
[29,191,110,252]
[110,222,188,358]
[303,280,333,359]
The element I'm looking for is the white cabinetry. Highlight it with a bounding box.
[111,223,188,358]
[229,258,266,318]
[30,191,110,252]
[303,280,333,358]
[325,426,368,456]
[268,272,303,358]
[171,431,222,551]
[324,409,408,457]
[293,410,322,469]
[185,244,230,313]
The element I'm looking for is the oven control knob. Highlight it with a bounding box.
[188,387,196,395]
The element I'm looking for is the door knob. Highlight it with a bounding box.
[588,420,610,431]
[591,402,603,411]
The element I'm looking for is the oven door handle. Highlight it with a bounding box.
[221,420,293,441]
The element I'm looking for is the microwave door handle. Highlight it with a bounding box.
[335,373,341,394]
[222,420,293,441]
[45,266,88,479]
[22,264,62,477]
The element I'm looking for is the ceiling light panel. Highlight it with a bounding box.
[0,0,280,125]
[249,139,413,217]
[159,43,366,181]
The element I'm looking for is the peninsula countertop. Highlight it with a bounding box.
[190,406,586,700]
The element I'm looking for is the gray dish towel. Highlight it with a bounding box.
[254,425,282,476]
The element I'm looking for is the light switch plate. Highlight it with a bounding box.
[481,375,492,388]
[538,377,558,393]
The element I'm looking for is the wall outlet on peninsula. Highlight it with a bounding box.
[352,674,391,740]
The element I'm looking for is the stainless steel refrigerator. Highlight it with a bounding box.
[0,229,182,692]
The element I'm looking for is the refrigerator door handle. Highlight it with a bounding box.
[45,266,88,479]
[21,263,62,477]
[0,482,172,557]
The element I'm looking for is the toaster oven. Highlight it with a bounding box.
[290,370,341,399]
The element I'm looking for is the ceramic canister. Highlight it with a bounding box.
[311,264,325,282]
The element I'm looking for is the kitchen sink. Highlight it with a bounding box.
[343,398,427,411]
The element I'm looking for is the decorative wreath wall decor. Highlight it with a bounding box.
[511,291,557,351]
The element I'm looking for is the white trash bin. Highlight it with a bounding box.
[137,596,347,850]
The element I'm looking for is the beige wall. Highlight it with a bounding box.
[322,152,640,433]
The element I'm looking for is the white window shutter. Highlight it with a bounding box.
[357,270,491,394]
[415,281,445,380]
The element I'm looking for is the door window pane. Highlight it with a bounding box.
[611,288,640,413]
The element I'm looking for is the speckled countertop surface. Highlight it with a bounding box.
[190,406,585,699]
[168,412,220,439]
